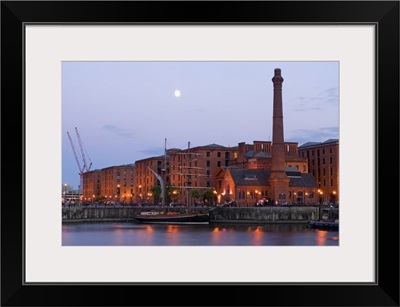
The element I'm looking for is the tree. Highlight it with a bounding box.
[150,185,162,205]
[203,189,217,205]
[189,189,200,204]
[167,186,180,203]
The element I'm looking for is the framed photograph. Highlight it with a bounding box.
[2,1,399,306]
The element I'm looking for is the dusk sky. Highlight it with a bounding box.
[62,61,339,189]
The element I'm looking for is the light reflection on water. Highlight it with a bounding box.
[62,222,339,246]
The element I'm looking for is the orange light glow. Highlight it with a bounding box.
[315,229,328,246]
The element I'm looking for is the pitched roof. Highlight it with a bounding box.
[245,150,254,158]
[285,167,302,177]
[201,143,227,148]
[289,173,318,188]
[299,139,339,148]
[226,167,318,189]
[254,151,271,158]
[228,168,270,186]
[299,142,320,148]
[323,139,339,144]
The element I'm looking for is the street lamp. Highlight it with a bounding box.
[333,191,337,206]
[213,189,217,206]
[318,190,324,205]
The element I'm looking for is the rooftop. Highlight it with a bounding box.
[299,139,339,148]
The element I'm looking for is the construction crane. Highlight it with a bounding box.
[67,131,84,195]
[75,127,92,172]
[66,127,92,199]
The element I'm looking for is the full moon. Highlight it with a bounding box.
[174,90,181,98]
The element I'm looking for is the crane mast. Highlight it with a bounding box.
[67,127,92,203]
[75,127,92,172]
[67,131,84,200]
[67,131,84,175]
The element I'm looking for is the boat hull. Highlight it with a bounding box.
[308,220,339,230]
[134,213,209,224]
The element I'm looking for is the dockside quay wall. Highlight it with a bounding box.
[209,207,323,223]
[62,206,335,223]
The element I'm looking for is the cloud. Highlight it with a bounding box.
[293,86,338,112]
[294,103,322,112]
[286,126,339,145]
[320,87,339,105]
[136,147,164,157]
[102,125,135,139]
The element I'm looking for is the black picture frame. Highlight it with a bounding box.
[1,1,399,306]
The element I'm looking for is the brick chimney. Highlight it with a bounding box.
[269,68,289,203]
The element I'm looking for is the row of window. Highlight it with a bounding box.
[310,157,334,166]
[302,147,335,158]
[312,175,335,188]
[313,168,335,178]
[206,151,230,159]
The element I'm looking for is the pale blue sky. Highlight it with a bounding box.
[62,61,339,189]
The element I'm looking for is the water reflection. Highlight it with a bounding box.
[315,229,328,246]
[62,222,339,246]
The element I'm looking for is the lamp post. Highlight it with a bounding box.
[318,189,324,205]
[138,185,142,203]
[332,191,337,206]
